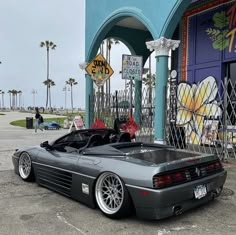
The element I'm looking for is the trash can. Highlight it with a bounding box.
[26,117,33,129]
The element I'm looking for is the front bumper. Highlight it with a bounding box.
[126,170,227,220]
[12,155,19,175]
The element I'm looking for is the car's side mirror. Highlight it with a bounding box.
[40,141,53,150]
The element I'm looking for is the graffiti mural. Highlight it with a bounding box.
[206,2,236,52]
[176,76,222,144]
[206,11,230,51]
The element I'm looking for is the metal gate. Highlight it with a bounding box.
[89,87,155,142]
[90,76,236,161]
[166,76,236,161]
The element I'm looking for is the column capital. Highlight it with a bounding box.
[79,62,88,70]
[146,37,180,57]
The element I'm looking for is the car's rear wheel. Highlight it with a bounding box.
[18,152,34,181]
[95,172,132,219]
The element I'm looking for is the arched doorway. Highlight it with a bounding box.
[84,0,193,142]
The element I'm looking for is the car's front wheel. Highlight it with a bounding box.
[18,152,34,181]
[95,172,132,219]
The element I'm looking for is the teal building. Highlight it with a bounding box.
[83,0,234,144]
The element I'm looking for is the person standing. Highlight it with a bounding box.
[34,107,44,133]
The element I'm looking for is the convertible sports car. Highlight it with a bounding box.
[12,128,227,220]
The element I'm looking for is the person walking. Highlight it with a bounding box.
[34,107,44,133]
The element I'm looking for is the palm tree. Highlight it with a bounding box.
[43,79,55,110]
[0,91,4,108]
[8,89,17,109]
[8,90,12,109]
[10,89,17,109]
[40,40,56,109]
[66,78,78,113]
[0,90,2,108]
[106,39,119,105]
[17,90,22,108]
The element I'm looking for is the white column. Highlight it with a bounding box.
[146,37,180,145]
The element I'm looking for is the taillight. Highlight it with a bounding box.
[153,161,222,189]
[172,172,186,183]
[153,175,172,188]
[153,171,186,188]
[206,164,215,172]
[206,161,222,173]
[215,161,222,169]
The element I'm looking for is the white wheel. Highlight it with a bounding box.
[18,152,34,181]
[95,172,132,219]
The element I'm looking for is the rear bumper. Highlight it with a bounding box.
[126,170,227,220]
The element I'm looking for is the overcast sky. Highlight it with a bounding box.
[0,0,154,110]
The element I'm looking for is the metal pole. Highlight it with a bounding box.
[115,90,118,118]
[223,76,228,160]
[65,87,67,110]
[129,76,133,118]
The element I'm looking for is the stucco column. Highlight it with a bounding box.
[146,37,180,144]
[85,74,93,128]
[80,62,94,128]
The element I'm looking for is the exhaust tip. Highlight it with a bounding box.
[173,206,183,216]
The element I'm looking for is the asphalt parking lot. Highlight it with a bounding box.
[1,111,236,235]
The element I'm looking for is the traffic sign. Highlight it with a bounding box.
[122,55,143,81]
[85,54,114,87]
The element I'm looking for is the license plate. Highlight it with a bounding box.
[194,185,207,199]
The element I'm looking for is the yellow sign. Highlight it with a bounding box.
[85,54,114,86]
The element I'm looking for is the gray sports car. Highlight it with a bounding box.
[12,128,227,220]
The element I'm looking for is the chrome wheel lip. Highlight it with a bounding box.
[19,153,31,179]
[95,172,124,215]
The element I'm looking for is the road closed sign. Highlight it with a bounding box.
[122,55,143,81]
[85,54,114,87]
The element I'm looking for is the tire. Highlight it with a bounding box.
[18,152,35,181]
[95,172,132,219]
[44,126,48,130]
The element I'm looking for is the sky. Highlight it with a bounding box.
[0,0,153,110]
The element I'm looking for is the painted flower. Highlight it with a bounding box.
[176,76,222,144]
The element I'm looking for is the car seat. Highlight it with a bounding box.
[79,134,103,153]
[116,132,131,143]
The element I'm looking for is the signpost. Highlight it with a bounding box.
[169,70,177,123]
[85,54,114,87]
[122,55,143,117]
